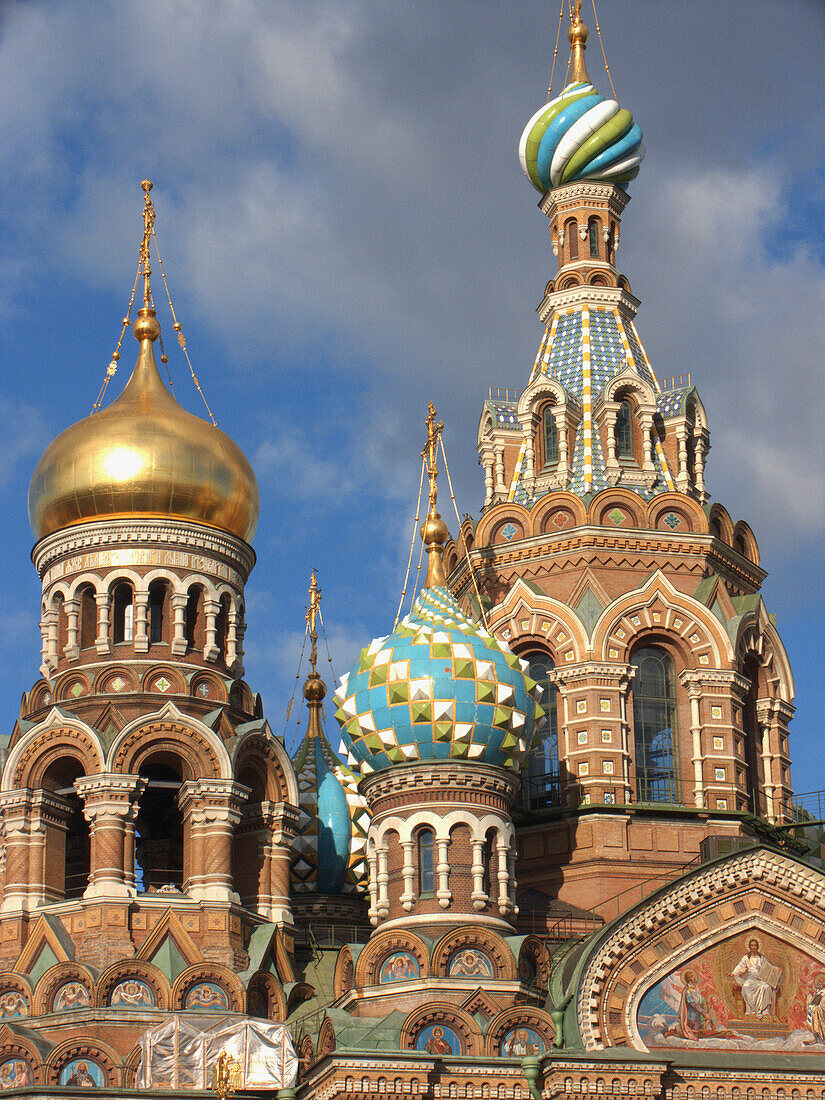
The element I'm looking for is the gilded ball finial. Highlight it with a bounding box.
[141,179,153,194]
[133,306,161,342]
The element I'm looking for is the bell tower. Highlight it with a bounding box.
[451,6,795,919]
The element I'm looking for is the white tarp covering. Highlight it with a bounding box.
[137,1015,299,1090]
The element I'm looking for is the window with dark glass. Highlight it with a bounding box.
[112,582,134,644]
[148,580,168,644]
[631,647,680,803]
[418,828,435,894]
[616,400,633,459]
[521,650,560,810]
[566,218,578,261]
[80,585,97,650]
[589,218,599,258]
[543,407,559,466]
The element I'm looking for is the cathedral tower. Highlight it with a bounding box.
[448,5,795,917]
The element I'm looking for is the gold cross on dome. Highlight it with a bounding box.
[421,402,443,515]
[140,179,156,307]
[305,569,322,672]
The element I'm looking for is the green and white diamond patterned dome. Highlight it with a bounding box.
[333,586,544,773]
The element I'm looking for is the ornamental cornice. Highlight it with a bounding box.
[576,847,825,1050]
[360,762,518,803]
[34,516,255,583]
[539,180,630,218]
[555,662,633,687]
[679,669,748,690]
[538,284,640,325]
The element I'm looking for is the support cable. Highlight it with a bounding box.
[393,456,426,630]
[438,435,489,630]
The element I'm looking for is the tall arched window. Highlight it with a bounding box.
[42,758,89,900]
[542,407,559,467]
[565,218,578,261]
[135,758,184,891]
[418,828,435,894]
[185,585,205,652]
[80,585,97,650]
[522,650,559,810]
[631,646,680,803]
[148,580,169,645]
[616,400,633,459]
[588,217,599,258]
[111,582,134,644]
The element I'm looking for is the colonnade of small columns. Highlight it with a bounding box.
[0,775,296,916]
[39,574,247,676]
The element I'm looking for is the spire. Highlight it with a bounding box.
[567,0,591,86]
[303,570,326,714]
[420,403,450,588]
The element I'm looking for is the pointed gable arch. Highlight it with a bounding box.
[733,601,795,705]
[486,578,588,665]
[3,709,104,791]
[574,847,825,1053]
[106,702,230,779]
[591,571,733,667]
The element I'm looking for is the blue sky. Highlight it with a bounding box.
[1,1,824,788]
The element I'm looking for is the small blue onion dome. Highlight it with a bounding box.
[291,672,370,894]
[333,587,544,773]
[519,79,645,194]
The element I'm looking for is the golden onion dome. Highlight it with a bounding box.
[28,307,260,543]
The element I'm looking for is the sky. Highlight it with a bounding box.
[0,1,824,791]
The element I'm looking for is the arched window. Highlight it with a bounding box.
[135,758,184,891]
[111,582,134,644]
[54,593,67,658]
[521,650,560,810]
[631,647,680,803]
[148,580,169,645]
[42,758,89,901]
[615,400,633,459]
[418,828,435,894]
[185,585,205,652]
[588,217,599,258]
[216,593,231,663]
[608,220,616,264]
[481,828,495,896]
[542,407,559,466]
[565,218,578,262]
[79,585,97,650]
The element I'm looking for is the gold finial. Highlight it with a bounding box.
[134,180,160,342]
[567,0,590,85]
[303,570,326,706]
[212,1050,240,1100]
[420,402,450,588]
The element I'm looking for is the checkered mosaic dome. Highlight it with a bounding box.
[333,586,544,773]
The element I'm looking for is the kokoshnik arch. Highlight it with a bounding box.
[0,5,823,1098]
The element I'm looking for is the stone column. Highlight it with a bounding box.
[226,605,240,671]
[171,593,188,656]
[177,779,248,903]
[519,412,536,490]
[133,591,149,653]
[436,837,451,909]
[400,839,415,912]
[496,835,511,917]
[238,801,297,925]
[480,446,495,508]
[471,839,486,911]
[235,615,247,677]
[367,850,379,926]
[95,592,111,655]
[376,844,389,920]
[555,413,570,481]
[684,682,705,809]
[694,427,709,501]
[0,791,37,913]
[76,775,145,899]
[494,445,506,497]
[204,598,221,662]
[603,403,619,483]
[43,607,59,673]
[676,425,690,491]
[64,599,80,661]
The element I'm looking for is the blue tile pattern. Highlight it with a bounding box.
[545,311,583,392]
[334,587,543,773]
[657,386,691,418]
[621,317,656,389]
[487,400,519,430]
